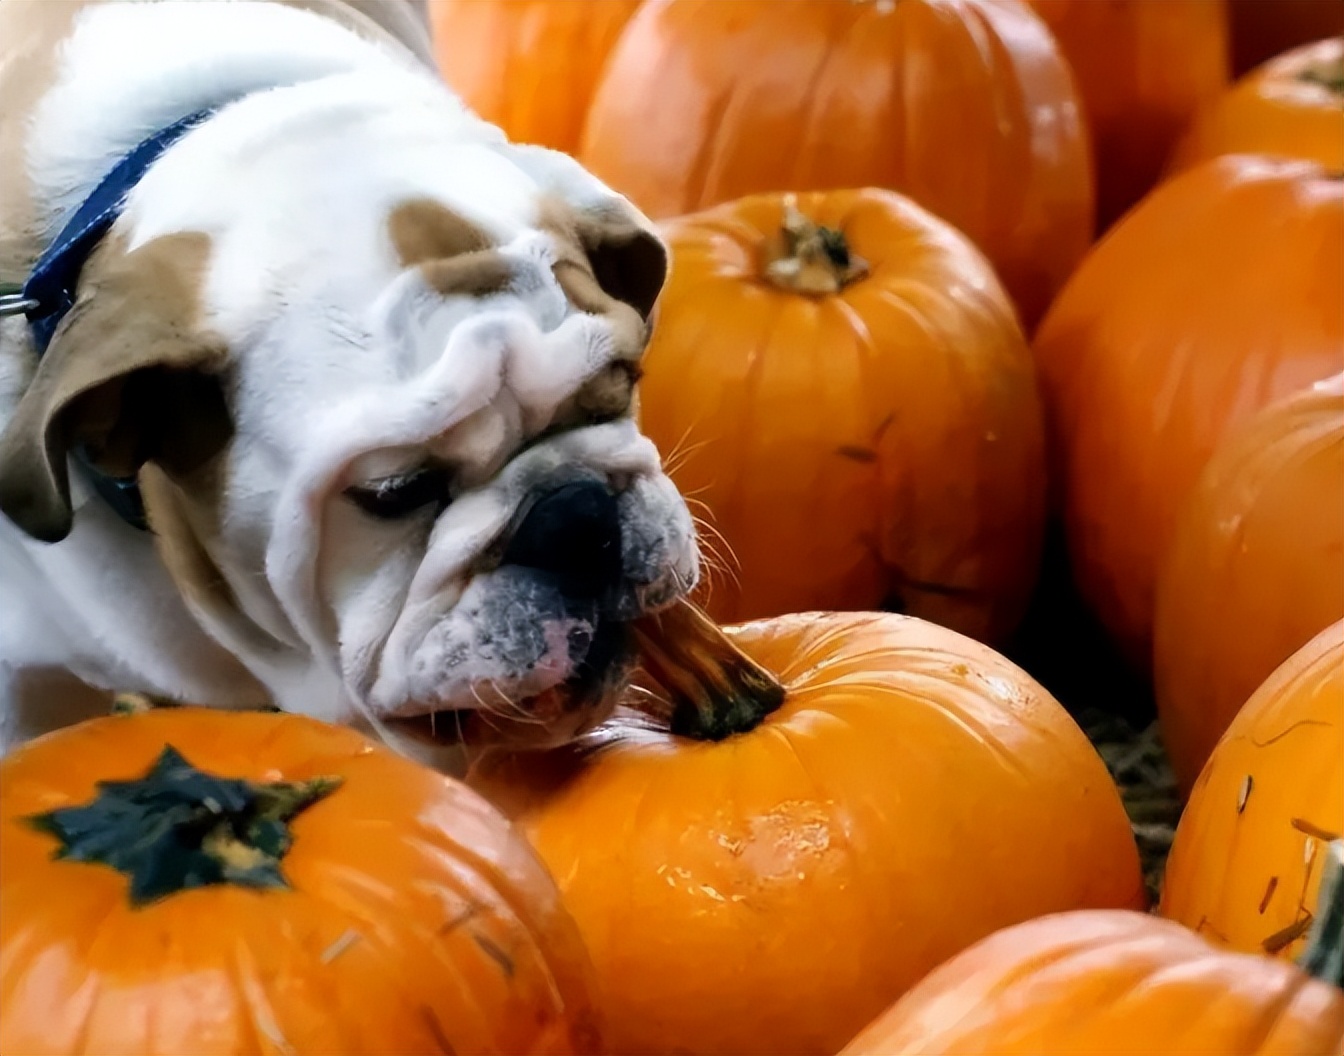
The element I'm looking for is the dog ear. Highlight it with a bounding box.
[0,232,232,543]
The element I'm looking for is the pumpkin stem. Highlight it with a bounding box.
[763,194,869,295]
[631,597,786,741]
[1297,54,1344,96]
[26,744,341,907]
[1300,839,1344,988]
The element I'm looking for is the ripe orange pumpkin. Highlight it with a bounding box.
[1026,0,1230,230]
[1154,376,1344,795]
[1229,0,1344,76]
[1160,619,1344,963]
[469,601,1146,1056]
[1033,155,1344,671]
[1169,36,1344,176]
[426,0,643,154]
[841,847,1344,1054]
[578,0,1093,329]
[0,708,601,1056]
[637,189,1047,642]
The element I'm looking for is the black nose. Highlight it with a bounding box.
[501,479,623,599]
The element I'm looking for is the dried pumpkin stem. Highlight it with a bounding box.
[1297,55,1344,96]
[631,597,786,741]
[763,194,869,295]
[1300,839,1344,988]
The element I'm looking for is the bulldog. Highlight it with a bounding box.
[0,0,699,769]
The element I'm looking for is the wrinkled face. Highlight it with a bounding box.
[0,116,698,754]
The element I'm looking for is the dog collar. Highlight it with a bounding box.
[1,108,218,532]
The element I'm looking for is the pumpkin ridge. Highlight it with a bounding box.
[25,744,341,906]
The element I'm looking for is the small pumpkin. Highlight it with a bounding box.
[1160,619,1344,963]
[426,0,643,154]
[469,599,1145,1056]
[1027,0,1230,230]
[0,708,601,1055]
[1154,375,1344,795]
[1033,154,1344,671]
[578,0,1093,328]
[1229,0,1344,76]
[637,189,1047,642]
[841,842,1344,1055]
[1169,36,1344,176]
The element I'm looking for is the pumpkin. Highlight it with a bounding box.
[841,843,1344,1055]
[1026,0,1230,230]
[1154,375,1344,795]
[636,189,1047,641]
[0,708,602,1055]
[1230,0,1344,76]
[468,599,1146,1056]
[1169,36,1344,176]
[426,0,643,154]
[1033,155,1344,671]
[1159,619,1344,963]
[577,0,1093,329]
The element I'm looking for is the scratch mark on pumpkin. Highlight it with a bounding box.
[1250,718,1332,748]
[320,929,361,964]
[836,445,878,463]
[440,903,481,935]
[1236,775,1252,814]
[419,1006,458,1055]
[1291,817,1341,842]
[1259,876,1278,914]
[1262,914,1313,954]
[474,933,515,978]
[871,412,895,444]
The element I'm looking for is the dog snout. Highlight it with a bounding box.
[501,479,623,600]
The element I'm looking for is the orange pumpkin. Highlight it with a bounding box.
[637,189,1047,641]
[578,0,1093,329]
[469,601,1146,1056]
[1027,0,1230,230]
[1169,36,1344,176]
[841,848,1344,1054]
[1033,155,1344,671]
[1154,375,1344,795]
[1230,0,1344,76]
[426,0,643,154]
[1160,619,1344,963]
[0,708,601,1055]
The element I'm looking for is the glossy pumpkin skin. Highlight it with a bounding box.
[840,908,1344,1054]
[638,189,1047,641]
[1170,37,1344,176]
[1229,0,1344,76]
[1027,0,1230,230]
[1033,155,1344,671]
[469,611,1146,1056]
[0,708,602,1056]
[578,0,1093,329]
[427,0,643,154]
[1154,376,1344,795]
[1160,620,1344,963]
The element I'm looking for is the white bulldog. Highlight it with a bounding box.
[0,0,698,769]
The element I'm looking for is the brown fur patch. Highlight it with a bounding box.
[387,198,514,299]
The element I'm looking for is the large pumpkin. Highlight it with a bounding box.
[1154,375,1344,794]
[1169,36,1344,176]
[1229,0,1344,76]
[469,600,1145,1056]
[1160,619,1344,963]
[578,0,1093,328]
[426,0,643,154]
[1026,0,1230,230]
[0,708,601,1055]
[1033,155,1344,671]
[637,189,1047,641]
[841,848,1344,1054]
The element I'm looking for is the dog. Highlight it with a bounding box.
[0,0,699,770]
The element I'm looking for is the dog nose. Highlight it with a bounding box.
[502,479,623,598]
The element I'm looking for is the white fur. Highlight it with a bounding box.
[0,1,698,760]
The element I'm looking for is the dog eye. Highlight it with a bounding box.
[345,467,451,519]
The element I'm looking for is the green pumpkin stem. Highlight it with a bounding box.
[631,598,786,741]
[1300,839,1344,988]
[1297,55,1344,96]
[763,194,869,295]
[26,745,341,907]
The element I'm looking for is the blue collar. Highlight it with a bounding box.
[1,108,217,532]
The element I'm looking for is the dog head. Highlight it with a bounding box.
[0,78,698,756]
